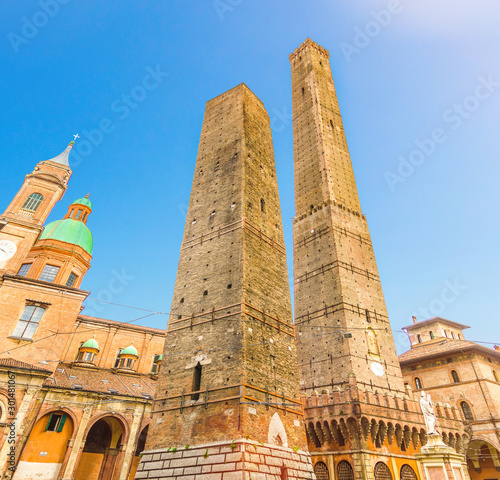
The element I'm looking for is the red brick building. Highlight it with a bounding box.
[0,143,165,480]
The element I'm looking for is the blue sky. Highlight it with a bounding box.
[2,1,500,354]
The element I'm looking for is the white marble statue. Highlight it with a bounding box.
[420,390,438,435]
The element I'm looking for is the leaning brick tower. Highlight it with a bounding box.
[289,39,464,480]
[137,84,314,479]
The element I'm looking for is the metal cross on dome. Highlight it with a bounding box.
[73,134,80,141]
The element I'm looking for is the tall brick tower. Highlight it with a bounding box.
[290,39,436,479]
[138,84,314,480]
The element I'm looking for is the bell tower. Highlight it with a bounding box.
[137,84,314,480]
[0,141,73,275]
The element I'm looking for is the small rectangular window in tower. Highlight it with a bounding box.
[151,354,161,374]
[192,363,202,401]
[75,209,82,219]
[40,264,60,282]
[12,305,45,340]
[66,272,78,287]
[17,263,32,277]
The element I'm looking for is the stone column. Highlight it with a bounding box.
[0,386,39,479]
[60,405,94,480]
[118,409,144,480]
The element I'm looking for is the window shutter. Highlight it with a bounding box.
[45,413,53,431]
[57,414,67,432]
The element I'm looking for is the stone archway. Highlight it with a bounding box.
[128,424,149,480]
[13,410,74,480]
[74,416,125,480]
[466,439,500,480]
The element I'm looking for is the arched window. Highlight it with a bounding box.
[260,198,265,213]
[458,334,462,339]
[314,462,329,480]
[451,370,460,383]
[417,334,422,343]
[460,401,473,421]
[414,377,423,390]
[451,331,455,339]
[429,331,435,339]
[374,462,393,480]
[21,193,43,212]
[444,330,448,337]
[337,460,354,480]
[493,370,499,383]
[400,464,418,480]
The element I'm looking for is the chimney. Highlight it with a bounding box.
[412,316,418,324]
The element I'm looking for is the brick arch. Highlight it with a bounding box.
[139,418,151,433]
[469,434,500,454]
[83,411,130,445]
[35,406,79,439]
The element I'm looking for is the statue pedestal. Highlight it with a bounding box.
[415,434,470,480]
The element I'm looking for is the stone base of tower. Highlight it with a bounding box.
[135,439,315,480]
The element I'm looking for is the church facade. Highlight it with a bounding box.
[0,142,165,480]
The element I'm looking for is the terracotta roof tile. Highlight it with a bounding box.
[44,362,157,398]
[399,339,500,364]
[0,358,52,374]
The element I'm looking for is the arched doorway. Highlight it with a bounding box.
[467,439,500,480]
[13,411,73,480]
[374,462,393,480]
[400,464,418,480]
[337,460,354,480]
[128,425,149,480]
[314,461,329,480]
[74,416,125,480]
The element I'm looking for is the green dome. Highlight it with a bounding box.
[72,196,93,209]
[81,337,99,350]
[121,344,138,356]
[40,218,93,255]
